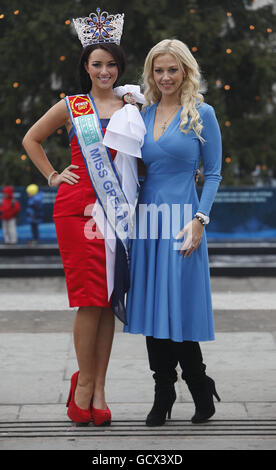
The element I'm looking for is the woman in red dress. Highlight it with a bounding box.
[22,38,128,426]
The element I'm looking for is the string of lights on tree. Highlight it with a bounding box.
[0,5,274,170]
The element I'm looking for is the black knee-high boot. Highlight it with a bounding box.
[145,336,178,426]
[174,341,221,424]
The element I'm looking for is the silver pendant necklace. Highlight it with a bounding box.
[158,103,180,134]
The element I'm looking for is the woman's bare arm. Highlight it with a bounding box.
[22,99,79,186]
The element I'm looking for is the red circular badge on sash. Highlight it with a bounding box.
[69,96,93,118]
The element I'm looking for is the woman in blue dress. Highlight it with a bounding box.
[124,39,222,425]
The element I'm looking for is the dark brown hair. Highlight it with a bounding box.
[79,43,126,93]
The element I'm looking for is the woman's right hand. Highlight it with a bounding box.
[50,165,80,187]
[123,93,137,106]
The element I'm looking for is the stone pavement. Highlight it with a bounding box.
[0,276,275,451]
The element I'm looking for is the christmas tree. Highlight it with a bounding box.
[0,0,275,185]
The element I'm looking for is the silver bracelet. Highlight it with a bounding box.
[48,170,58,187]
[194,212,210,225]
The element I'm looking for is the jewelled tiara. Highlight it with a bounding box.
[72,7,125,47]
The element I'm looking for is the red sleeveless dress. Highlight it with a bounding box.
[53,122,116,308]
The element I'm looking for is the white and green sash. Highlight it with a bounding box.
[65,94,132,257]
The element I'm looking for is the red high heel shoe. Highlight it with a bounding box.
[92,404,112,426]
[66,371,92,425]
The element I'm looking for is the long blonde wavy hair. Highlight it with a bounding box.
[142,39,204,140]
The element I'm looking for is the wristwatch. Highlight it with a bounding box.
[194,212,210,225]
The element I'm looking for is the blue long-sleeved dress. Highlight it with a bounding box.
[124,102,222,342]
